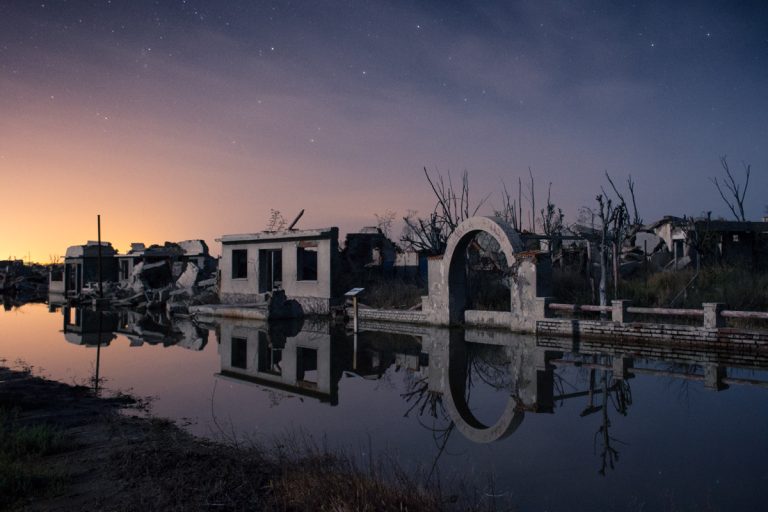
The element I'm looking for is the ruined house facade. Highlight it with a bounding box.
[343,227,426,281]
[647,216,768,269]
[64,242,119,296]
[218,228,340,314]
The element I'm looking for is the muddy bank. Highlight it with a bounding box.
[0,366,482,512]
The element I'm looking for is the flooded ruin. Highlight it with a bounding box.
[2,302,767,511]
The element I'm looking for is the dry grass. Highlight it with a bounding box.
[107,427,494,512]
[0,408,66,509]
[0,366,501,512]
[619,266,768,311]
[553,266,768,310]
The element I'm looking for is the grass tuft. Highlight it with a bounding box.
[0,408,66,508]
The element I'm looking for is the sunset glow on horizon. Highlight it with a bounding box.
[2,1,766,262]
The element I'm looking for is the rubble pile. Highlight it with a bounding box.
[70,240,220,315]
[0,260,49,299]
[78,260,219,314]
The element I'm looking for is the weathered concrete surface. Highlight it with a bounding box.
[425,217,524,326]
[464,310,513,329]
[509,252,552,332]
[190,304,270,320]
[356,308,430,325]
[419,216,552,331]
[219,227,339,316]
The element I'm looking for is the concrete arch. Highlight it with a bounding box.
[442,216,524,324]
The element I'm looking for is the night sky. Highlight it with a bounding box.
[1,1,766,261]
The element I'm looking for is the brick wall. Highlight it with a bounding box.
[355,308,429,325]
[536,319,768,347]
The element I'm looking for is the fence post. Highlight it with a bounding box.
[535,297,552,320]
[612,300,630,323]
[704,364,726,391]
[702,303,725,328]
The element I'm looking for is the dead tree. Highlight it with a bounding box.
[494,179,523,231]
[603,172,641,297]
[374,209,396,238]
[595,194,613,308]
[540,182,565,257]
[401,167,488,255]
[711,156,751,222]
[526,167,535,232]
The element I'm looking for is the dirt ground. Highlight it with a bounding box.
[0,366,479,512]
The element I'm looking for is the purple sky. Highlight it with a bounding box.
[1,1,766,260]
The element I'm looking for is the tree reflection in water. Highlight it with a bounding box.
[401,374,455,482]
[401,342,639,477]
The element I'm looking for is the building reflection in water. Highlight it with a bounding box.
[59,306,210,392]
[61,306,208,350]
[58,306,768,474]
[212,316,768,474]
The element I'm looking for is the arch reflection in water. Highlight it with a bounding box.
[210,318,555,443]
[426,329,553,443]
[57,306,768,461]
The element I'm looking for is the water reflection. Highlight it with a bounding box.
[212,317,423,406]
[55,306,768,478]
[61,306,208,350]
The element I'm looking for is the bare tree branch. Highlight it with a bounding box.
[401,168,489,254]
[711,155,751,221]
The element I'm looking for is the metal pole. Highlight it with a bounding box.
[97,214,103,298]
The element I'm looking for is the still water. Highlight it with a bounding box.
[2,302,768,511]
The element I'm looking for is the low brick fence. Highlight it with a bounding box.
[354,308,429,325]
[536,319,768,347]
[347,299,768,348]
[537,298,768,347]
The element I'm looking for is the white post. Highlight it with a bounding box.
[353,296,359,334]
[353,332,358,371]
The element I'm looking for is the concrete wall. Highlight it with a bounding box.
[219,231,337,314]
[464,310,513,329]
[509,253,552,332]
[48,268,65,294]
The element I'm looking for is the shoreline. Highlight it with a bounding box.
[0,365,479,512]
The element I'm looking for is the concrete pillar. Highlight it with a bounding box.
[612,300,631,323]
[612,356,633,380]
[703,302,725,328]
[534,297,553,320]
[704,364,727,391]
[533,349,563,371]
